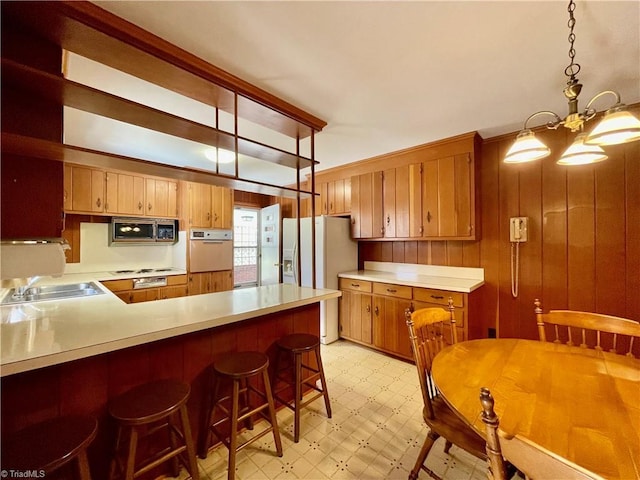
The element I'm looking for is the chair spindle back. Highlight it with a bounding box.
[534,299,640,357]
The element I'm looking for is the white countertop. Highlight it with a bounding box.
[1,273,340,377]
[338,262,484,293]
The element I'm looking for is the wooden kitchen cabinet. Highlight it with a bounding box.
[413,287,466,342]
[188,270,233,295]
[383,168,396,238]
[105,171,146,216]
[345,135,478,241]
[211,185,233,228]
[67,165,105,213]
[352,171,384,239]
[372,282,413,359]
[338,278,372,345]
[145,178,178,218]
[101,275,188,304]
[187,182,233,228]
[64,164,179,218]
[339,278,474,359]
[421,154,474,239]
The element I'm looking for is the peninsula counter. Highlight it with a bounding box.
[1,283,340,479]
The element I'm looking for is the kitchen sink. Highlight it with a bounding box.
[1,282,106,305]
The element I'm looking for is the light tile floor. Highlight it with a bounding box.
[184,340,488,480]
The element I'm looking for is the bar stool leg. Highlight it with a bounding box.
[179,404,200,480]
[109,426,123,480]
[315,345,332,418]
[262,368,283,456]
[125,427,138,480]
[76,448,92,480]
[228,379,240,480]
[294,351,303,443]
[241,377,254,431]
[199,376,220,459]
[168,414,181,477]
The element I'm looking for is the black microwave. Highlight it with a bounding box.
[110,218,178,245]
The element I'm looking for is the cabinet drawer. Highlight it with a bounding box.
[413,288,464,308]
[101,279,133,292]
[339,278,372,293]
[167,274,188,286]
[372,282,412,299]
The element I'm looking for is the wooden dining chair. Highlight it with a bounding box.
[534,299,640,356]
[479,387,604,480]
[406,300,486,480]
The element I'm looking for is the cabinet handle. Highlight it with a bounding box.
[426,211,432,223]
[351,283,360,288]
[381,227,385,235]
[431,294,444,300]
[366,304,371,313]
[214,213,218,221]
[207,212,211,221]
[387,288,397,293]
[138,201,143,210]
[148,202,152,211]
[386,215,390,226]
[374,306,379,316]
[96,198,101,208]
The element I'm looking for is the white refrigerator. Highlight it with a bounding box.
[282,216,358,344]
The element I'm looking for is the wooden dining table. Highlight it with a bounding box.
[431,338,640,480]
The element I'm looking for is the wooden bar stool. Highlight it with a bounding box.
[273,333,332,442]
[108,379,199,480]
[2,415,97,479]
[199,351,282,480]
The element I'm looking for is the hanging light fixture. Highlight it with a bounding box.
[504,0,640,165]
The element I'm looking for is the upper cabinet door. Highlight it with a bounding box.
[212,185,233,228]
[421,154,474,239]
[383,168,396,238]
[105,172,145,215]
[189,182,212,227]
[69,165,104,213]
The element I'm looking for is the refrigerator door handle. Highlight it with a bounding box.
[292,241,299,285]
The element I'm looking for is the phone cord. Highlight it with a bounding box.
[511,242,519,298]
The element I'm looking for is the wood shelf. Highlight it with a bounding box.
[3,59,317,171]
[3,1,325,139]
[1,132,314,200]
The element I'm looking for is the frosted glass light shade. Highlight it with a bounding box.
[557,133,608,165]
[204,148,236,164]
[504,130,551,163]
[584,109,640,146]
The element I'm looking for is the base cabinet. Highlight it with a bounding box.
[102,275,188,304]
[338,279,372,345]
[339,278,474,360]
[188,271,233,295]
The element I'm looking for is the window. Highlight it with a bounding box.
[233,208,258,286]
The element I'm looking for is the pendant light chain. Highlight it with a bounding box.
[564,0,580,82]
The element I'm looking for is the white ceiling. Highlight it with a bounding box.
[69,1,640,186]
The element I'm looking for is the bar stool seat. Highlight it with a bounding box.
[108,379,199,480]
[199,351,282,480]
[273,333,332,442]
[3,415,97,479]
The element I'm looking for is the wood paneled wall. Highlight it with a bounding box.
[360,105,640,339]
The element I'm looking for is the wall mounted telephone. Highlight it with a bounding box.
[510,217,528,298]
[510,217,528,242]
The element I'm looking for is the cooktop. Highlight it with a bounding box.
[110,267,177,275]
